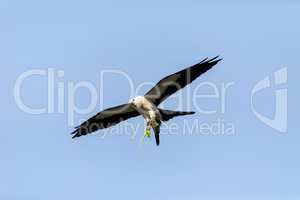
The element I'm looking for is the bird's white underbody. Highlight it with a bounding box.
[129,96,161,133]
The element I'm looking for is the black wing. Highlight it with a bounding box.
[71,103,140,138]
[144,56,222,106]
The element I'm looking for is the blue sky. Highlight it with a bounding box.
[0,0,299,199]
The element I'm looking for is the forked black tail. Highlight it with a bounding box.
[153,126,160,146]
[159,109,195,122]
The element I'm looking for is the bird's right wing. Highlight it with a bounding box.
[71,103,140,138]
[144,56,222,106]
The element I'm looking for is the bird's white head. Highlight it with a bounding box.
[129,96,144,107]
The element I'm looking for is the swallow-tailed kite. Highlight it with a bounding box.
[71,56,222,145]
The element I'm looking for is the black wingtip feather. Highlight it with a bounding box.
[196,56,222,68]
[199,57,209,64]
[71,129,80,139]
[71,126,89,139]
[207,56,222,63]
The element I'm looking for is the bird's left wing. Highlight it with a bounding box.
[144,56,222,106]
[71,103,140,138]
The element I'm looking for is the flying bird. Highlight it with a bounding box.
[71,56,222,145]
